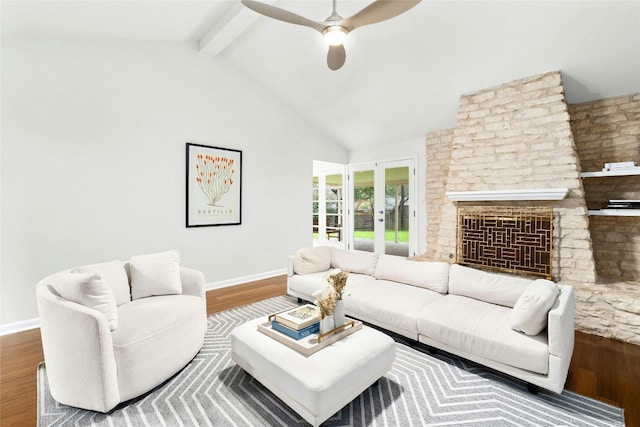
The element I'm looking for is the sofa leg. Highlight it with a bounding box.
[297,298,303,304]
[527,383,539,394]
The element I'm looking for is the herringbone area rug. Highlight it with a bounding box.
[38,295,624,426]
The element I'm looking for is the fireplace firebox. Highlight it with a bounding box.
[456,206,553,279]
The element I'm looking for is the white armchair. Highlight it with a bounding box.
[36,253,207,413]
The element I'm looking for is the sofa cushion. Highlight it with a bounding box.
[331,248,378,276]
[448,264,532,307]
[130,250,182,300]
[79,260,130,306]
[511,279,560,335]
[293,246,332,275]
[345,279,443,339]
[375,255,449,293]
[52,270,118,330]
[417,295,549,374]
[112,295,206,401]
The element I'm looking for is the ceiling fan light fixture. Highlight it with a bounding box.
[241,0,422,70]
[323,25,348,46]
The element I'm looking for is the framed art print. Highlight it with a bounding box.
[186,143,242,227]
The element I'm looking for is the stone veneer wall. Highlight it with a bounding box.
[424,73,640,344]
[429,71,597,285]
[568,94,640,344]
[424,129,455,261]
[569,94,640,281]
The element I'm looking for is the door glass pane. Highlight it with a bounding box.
[384,166,409,256]
[312,176,319,239]
[353,169,375,252]
[325,173,343,241]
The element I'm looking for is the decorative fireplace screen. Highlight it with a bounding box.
[456,206,553,279]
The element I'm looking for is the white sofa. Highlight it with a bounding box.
[36,251,207,412]
[287,246,575,394]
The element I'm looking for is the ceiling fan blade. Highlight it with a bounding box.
[342,0,421,31]
[241,0,326,33]
[327,44,346,70]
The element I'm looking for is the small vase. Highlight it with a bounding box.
[333,300,346,328]
[320,315,335,334]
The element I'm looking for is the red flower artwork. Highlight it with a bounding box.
[194,154,236,206]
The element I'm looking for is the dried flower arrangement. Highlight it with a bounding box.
[313,288,336,319]
[327,270,348,300]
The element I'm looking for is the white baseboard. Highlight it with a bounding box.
[205,269,287,291]
[0,270,287,337]
[0,317,40,336]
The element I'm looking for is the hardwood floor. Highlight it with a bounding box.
[566,331,640,426]
[206,275,288,314]
[2,275,639,426]
[0,328,44,427]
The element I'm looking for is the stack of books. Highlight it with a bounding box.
[271,304,321,340]
[606,200,640,210]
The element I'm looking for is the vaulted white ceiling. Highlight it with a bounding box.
[3,0,639,150]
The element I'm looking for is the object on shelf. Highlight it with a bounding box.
[605,200,640,209]
[603,161,638,172]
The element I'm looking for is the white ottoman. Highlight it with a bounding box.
[230,317,396,427]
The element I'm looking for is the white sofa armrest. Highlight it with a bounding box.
[287,255,295,277]
[180,267,206,299]
[36,285,120,412]
[547,284,575,359]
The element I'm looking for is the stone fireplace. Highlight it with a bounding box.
[424,71,640,344]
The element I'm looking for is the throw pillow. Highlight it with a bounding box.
[293,246,332,275]
[129,250,182,300]
[78,260,130,306]
[53,270,118,330]
[510,279,560,335]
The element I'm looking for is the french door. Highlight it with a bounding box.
[347,159,416,257]
[313,162,346,249]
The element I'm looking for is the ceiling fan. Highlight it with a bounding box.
[241,0,421,70]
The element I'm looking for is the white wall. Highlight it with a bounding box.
[348,137,427,255]
[0,37,348,326]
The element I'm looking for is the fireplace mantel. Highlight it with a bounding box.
[446,188,569,202]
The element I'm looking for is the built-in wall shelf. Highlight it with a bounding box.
[581,167,639,216]
[588,209,640,217]
[446,188,569,202]
[580,169,640,178]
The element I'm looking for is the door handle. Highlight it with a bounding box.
[378,218,384,222]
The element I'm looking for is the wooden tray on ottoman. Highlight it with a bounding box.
[257,316,362,356]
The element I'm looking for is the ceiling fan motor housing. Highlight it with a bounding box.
[323,25,349,46]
